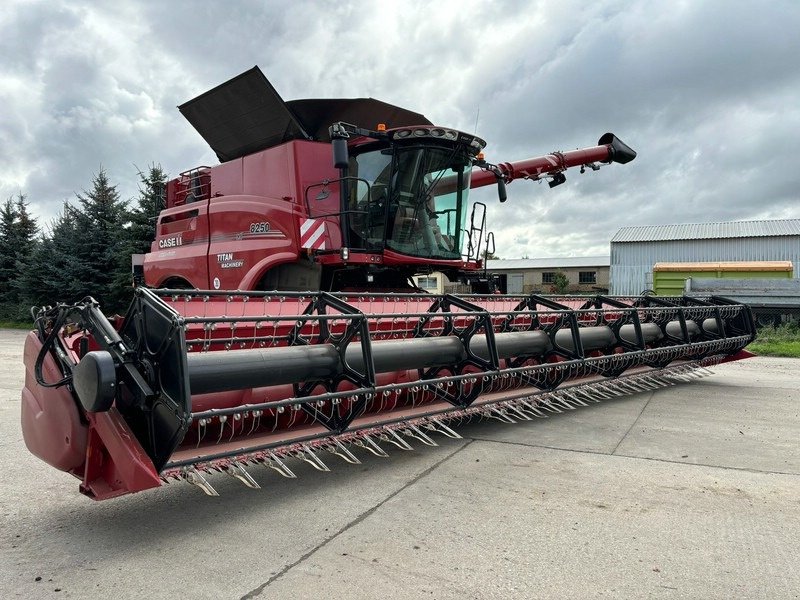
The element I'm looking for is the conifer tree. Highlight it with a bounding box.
[128,165,167,255]
[19,203,84,308]
[0,198,16,302]
[14,193,38,264]
[0,194,40,319]
[69,170,132,310]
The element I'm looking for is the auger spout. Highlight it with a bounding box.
[468,133,637,191]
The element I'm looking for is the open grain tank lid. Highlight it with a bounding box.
[178,66,432,162]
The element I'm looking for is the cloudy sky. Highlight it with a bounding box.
[2,0,799,258]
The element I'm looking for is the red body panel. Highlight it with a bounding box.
[80,410,162,500]
[21,332,161,500]
[145,140,341,289]
[143,134,617,290]
[145,201,211,288]
[21,332,88,474]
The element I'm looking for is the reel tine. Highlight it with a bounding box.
[216,416,228,444]
[354,434,390,457]
[298,445,330,472]
[183,467,219,497]
[404,424,439,446]
[196,418,207,448]
[326,439,361,464]
[268,452,297,479]
[225,462,261,489]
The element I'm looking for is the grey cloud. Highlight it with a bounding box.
[1,0,798,262]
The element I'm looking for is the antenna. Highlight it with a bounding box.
[473,106,480,134]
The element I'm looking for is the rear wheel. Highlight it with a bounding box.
[160,277,193,290]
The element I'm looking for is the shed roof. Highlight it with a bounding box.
[486,256,610,270]
[611,219,800,243]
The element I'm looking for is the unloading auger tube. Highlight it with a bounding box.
[21,288,756,499]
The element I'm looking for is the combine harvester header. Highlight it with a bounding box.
[21,67,756,499]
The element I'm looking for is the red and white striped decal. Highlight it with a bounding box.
[299,218,328,250]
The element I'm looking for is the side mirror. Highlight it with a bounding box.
[332,138,349,169]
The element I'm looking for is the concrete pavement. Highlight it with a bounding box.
[1,328,798,599]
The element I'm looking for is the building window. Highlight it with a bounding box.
[542,272,556,284]
[416,276,438,290]
[579,271,597,284]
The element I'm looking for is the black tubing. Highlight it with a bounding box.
[187,319,711,395]
[188,345,340,395]
[347,337,466,374]
[619,322,664,345]
[471,330,552,361]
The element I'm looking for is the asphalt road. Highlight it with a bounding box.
[1,328,798,599]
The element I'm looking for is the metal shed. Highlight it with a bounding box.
[610,219,800,295]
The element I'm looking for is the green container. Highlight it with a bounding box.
[652,261,793,296]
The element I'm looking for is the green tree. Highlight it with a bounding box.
[10,194,39,304]
[0,193,40,320]
[14,194,38,262]
[22,170,132,312]
[72,169,132,310]
[0,198,16,301]
[19,203,85,309]
[552,271,570,294]
[128,164,167,255]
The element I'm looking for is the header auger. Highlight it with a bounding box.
[21,67,756,499]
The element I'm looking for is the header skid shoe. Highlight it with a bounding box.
[22,288,756,499]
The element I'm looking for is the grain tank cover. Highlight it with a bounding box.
[287,98,431,141]
[179,66,310,162]
[179,66,431,162]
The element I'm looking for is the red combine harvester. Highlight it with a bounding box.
[22,67,755,499]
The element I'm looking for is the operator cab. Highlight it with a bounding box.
[338,124,486,262]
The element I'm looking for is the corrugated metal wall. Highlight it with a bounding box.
[610,236,800,295]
